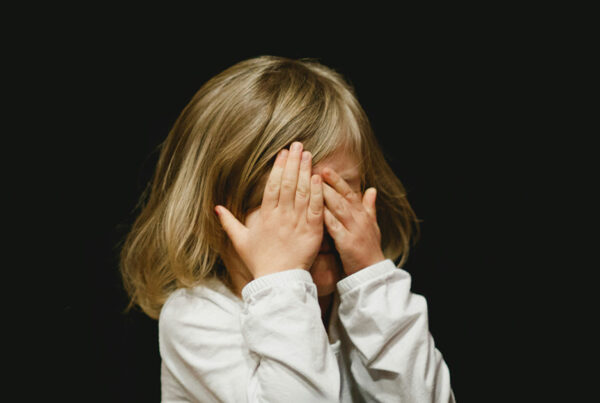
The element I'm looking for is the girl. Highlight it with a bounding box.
[120,55,455,402]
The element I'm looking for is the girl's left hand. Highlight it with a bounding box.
[321,167,386,276]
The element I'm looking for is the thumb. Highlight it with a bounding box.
[215,205,247,247]
[362,188,377,219]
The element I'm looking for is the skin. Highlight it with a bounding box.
[218,143,385,327]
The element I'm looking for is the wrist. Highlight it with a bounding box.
[343,253,386,276]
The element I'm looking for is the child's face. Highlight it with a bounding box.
[308,149,362,296]
[243,148,362,297]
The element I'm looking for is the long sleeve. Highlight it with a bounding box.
[240,269,340,402]
[336,259,455,403]
[158,269,341,402]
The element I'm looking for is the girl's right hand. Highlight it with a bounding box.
[215,142,324,279]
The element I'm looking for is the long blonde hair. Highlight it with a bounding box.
[119,55,421,319]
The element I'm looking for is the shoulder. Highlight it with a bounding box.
[159,279,244,342]
[158,281,252,402]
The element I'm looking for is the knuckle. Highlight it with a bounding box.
[280,180,295,192]
[309,206,322,216]
[296,186,309,200]
[260,208,272,220]
[279,208,294,221]
[266,181,279,193]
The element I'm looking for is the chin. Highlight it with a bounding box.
[310,252,343,297]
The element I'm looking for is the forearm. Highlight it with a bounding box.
[241,269,340,402]
[337,259,455,403]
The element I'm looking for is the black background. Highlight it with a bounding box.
[43,17,583,403]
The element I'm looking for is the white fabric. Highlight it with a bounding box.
[159,259,456,402]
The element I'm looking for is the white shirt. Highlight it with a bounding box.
[159,259,456,402]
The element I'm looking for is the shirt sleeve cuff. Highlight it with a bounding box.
[242,269,314,301]
[336,259,398,295]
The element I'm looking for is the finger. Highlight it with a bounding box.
[215,205,248,249]
[324,206,346,240]
[307,174,323,226]
[261,149,288,211]
[321,167,361,205]
[279,141,303,210]
[323,182,352,228]
[362,187,377,219]
[295,151,312,213]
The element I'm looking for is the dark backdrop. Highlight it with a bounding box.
[55,30,564,402]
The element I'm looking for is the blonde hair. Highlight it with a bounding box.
[119,55,421,319]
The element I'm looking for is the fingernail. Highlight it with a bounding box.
[214,206,220,216]
[292,142,302,152]
[302,151,310,161]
